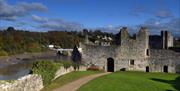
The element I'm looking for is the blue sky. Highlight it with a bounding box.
[0,0,180,35]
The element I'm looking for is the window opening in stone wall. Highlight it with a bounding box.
[130,60,134,65]
[146,49,149,56]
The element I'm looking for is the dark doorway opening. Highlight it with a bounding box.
[120,68,126,71]
[163,65,168,73]
[107,58,114,72]
[176,65,180,73]
[146,66,149,72]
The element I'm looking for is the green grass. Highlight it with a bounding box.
[78,71,180,91]
[41,71,102,91]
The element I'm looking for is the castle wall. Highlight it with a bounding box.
[114,27,149,71]
[80,27,179,73]
[82,43,180,73]
[114,58,149,71]
[149,49,180,73]
[81,43,150,72]
[81,44,117,70]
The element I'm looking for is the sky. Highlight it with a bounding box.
[0,0,180,35]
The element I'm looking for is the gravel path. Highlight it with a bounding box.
[53,72,111,91]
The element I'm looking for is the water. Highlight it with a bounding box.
[0,63,31,80]
[0,55,71,80]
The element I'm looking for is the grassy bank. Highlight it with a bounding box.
[42,71,102,91]
[78,71,180,91]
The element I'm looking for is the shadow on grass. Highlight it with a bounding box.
[150,76,180,91]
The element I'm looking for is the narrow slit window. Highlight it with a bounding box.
[146,49,149,56]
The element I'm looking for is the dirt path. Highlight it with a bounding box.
[53,72,111,91]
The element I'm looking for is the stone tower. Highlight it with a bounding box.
[161,31,173,49]
[119,27,129,46]
[137,27,149,49]
[137,27,149,57]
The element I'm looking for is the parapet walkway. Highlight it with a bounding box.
[53,72,111,91]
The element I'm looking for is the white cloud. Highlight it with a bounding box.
[154,8,173,18]
[32,15,48,23]
[0,0,47,21]
[155,21,160,26]
[32,15,83,31]
[94,18,180,36]
[140,18,180,35]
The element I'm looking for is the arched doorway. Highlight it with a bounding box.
[107,58,114,72]
[146,66,149,72]
[163,65,168,73]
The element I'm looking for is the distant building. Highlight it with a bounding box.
[93,36,113,46]
[48,45,54,49]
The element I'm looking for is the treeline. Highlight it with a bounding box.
[0,27,82,56]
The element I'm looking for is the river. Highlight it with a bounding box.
[0,52,71,80]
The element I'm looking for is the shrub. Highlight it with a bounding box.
[58,61,73,69]
[87,65,100,71]
[32,60,62,86]
[57,61,82,70]
[0,50,8,56]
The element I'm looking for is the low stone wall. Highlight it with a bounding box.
[54,66,87,79]
[0,74,43,91]
[0,66,87,91]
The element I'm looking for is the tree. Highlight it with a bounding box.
[7,27,15,31]
[71,45,81,63]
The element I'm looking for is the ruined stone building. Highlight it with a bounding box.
[149,31,173,49]
[80,27,180,73]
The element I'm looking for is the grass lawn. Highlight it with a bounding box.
[41,71,102,91]
[78,71,180,91]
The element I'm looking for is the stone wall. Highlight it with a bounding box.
[81,43,149,72]
[54,66,87,79]
[81,43,116,70]
[81,42,180,73]
[0,74,43,91]
[149,49,180,73]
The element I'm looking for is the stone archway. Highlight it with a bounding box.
[163,65,168,73]
[107,58,114,72]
